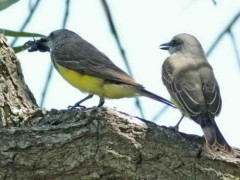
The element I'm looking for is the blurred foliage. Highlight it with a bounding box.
[0,0,19,11]
[0,29,45,53]
[0,29,45,37]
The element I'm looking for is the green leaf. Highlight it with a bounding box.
[0,29,46,37]
[0,0,19,11]
[12,44,29,53]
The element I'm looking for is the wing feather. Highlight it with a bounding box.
[201,73,222,116]
[51,39,141,87]
[162,56,222,121]
[162,57,204,121]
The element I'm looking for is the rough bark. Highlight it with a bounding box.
[0,34,239,180]
[0,34,38,127]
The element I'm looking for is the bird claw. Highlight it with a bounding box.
[168,125,180,132]
[68,104,86,110]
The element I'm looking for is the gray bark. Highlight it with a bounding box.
[0,34,239,180]
[0,34,38,127]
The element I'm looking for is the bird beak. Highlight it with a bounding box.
[160,42,171,50]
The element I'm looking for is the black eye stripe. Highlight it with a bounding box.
[172,40,177,45]
[171,39,182,46]
[49,32,54,37]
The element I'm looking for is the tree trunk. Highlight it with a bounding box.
[0,34,239,180]
[0,34,38,127]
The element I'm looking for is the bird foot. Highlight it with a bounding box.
[68,104,86,110]
[168,125,180,132]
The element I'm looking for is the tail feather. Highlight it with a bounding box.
[200,117,233,154]
[137,89,176,108]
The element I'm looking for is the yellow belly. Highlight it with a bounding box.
[103,83,137,99]
[54,62,136,99]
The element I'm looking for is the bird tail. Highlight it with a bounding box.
[200,117,233,154]
[137,88,176,108]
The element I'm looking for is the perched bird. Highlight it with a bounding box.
[26,29,175,109]
[160,33,233,154]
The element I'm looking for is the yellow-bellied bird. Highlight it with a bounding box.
[26,29,175,109]
[160,33,233,154]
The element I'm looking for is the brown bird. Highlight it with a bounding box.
[160,33,233,154]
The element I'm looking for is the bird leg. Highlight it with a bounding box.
[169,114,184,132]
[97,96,105,107]
[68,94,93,110]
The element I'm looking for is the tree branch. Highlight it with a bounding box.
[0,34,38,127]
[206,11,240,57]
[0,107,239,180]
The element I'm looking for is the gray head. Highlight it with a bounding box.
[46,29,81,50]
[160,33,205,57]
[48,29,80,45]
[27,29,81,52]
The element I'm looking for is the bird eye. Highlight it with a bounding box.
[49,32,54,38]
[171,39,182,46]
[171,40,177,46]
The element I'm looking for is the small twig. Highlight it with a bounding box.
[11,0,41,46]
[228,30,240,70]
[100,0,145,118]
[40,65,54,107]
[206,11,240,57]
[40,0,71,107]
[211,0,217,6]
[152,105,169,122]
[62,0,70,29]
